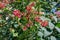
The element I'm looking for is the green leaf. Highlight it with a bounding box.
[20,17,28,25]
[14,24,19,28]
[52,16,57,23]
[48,22,55,30]
[40,16,51,21]
[0,20,2,23]
[38,31,43,37]
[56,23,60,28]
[0,10,3,13]
[41,38,44,40]
[51,36,56,40]
[13,33,18,37]
[41,27,53,37]
[55,27,60,33]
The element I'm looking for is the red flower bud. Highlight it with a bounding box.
[29,2,35,7]
[22,26,27,31]
[41,20,48,27]
[3,0,9,4]
[0,2,5,8]
[34,11,39,14]
[35,16,40,22]
[26,23,30,27]
[13,9,21,18]
[26,6,32,12]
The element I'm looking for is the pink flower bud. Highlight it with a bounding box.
[13,9,21,18]
[22,26,27,31]
[0,2,5,8]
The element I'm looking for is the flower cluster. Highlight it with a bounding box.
[0,2,6,8]
[0,0,60,40]
[41,20,48,27]
[35,16,48,27]
[26,2,35,13]
[55,11,60,18]
[13,9,21,18]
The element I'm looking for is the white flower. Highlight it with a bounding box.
[9,7,12,10]
[0,10,3,13]
[6,16,9,20]
[32,7,35,10]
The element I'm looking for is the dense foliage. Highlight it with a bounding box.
[0,0,60,40]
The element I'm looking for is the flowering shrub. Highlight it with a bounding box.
[0,0,60,40]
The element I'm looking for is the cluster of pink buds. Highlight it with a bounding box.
[13,9,21,18]
[22,20,33,31]
[35,16,48,27]
[0,2,6,9]
[22,26,27,31]
[41,20,48,27]
[26,2,35,13]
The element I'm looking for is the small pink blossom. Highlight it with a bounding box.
[22,26,27,31]
[26,23,30,27]
[26,6,32,12]
[0,2,5,8]
[29,2,35,7]
[41,20,48,27]
[13,9,21,18]
[35,16,40,22]
[55,11,60,14]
